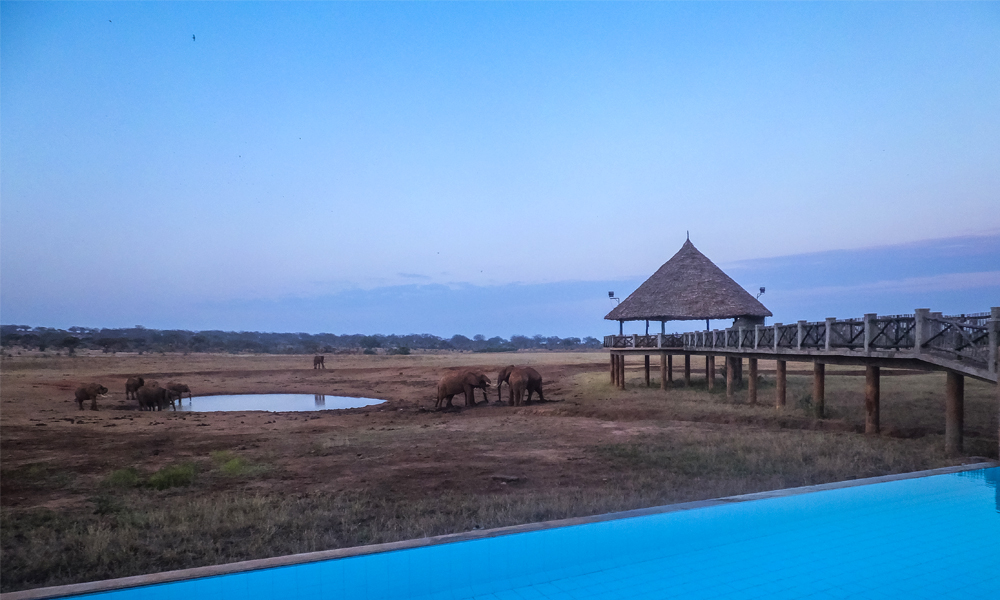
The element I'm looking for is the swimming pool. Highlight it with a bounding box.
[14,463,999,600]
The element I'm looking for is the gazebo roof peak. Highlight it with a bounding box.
[605,239,772,322]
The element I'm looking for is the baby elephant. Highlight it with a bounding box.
[165,382,192,404]
[75,383,108,411]
[496,366,544,405]
[436,371,492,409]
[136,382,181,411]
[313,355,325,369]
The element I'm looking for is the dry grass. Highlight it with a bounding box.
[1,351,996,592]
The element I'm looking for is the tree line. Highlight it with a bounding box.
[0,325,603,355]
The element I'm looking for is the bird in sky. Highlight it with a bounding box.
[192,34,196,42]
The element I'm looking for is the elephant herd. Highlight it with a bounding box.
[72,377,192,411]
[127,376,192,411]
[435,365,544,409]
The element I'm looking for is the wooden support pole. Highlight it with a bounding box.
[704,355,710,388]
[618,354,625,390]
[726,357,734,398]
[946,371,964,455]
[813,362,825,419]
[684,355,691,386]
[865,365,880,434]
[748,358,758,405]
[660,353,667,391]
[734,357,743,388]
[707,355,715,391]
[668,355,673,383]
[776,360,786,408]
[644,355,650,387]
[610,354,616,385]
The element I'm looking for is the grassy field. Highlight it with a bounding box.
[1,351,996,593]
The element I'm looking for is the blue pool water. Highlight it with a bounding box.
[175,394,384,412]
[64,467,1000,599]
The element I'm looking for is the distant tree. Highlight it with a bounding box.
[450,335,472,350]
[359,335,381,349]
[61,336,81,355]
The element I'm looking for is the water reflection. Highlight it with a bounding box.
[959,467,1000,513]
[178,394,383,413]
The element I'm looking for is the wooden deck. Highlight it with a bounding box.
[604,308,998,384]
[603,308,999,456]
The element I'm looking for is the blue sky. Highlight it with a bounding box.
[2,2,998,337]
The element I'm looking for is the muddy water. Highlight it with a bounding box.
[176,394,384,412]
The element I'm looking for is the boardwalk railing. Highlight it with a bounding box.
[603,333,685,349]
[604,308,1000,381]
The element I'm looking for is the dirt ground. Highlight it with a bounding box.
[1,351,997,592]
[1,351,623,511]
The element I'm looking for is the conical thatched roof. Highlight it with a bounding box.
[605,240,772,322]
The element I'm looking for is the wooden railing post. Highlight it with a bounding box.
[813,362,825,419]
[773,323,781,352]
[754,325,761,349]
[657,333,663,349]
[865,365,880,434]
[914,308,930,354]
[776,360,786,408]
[988,307,999,375]
[618,354,624,387]
[726,357,734,398]
[824,318,834,351]
[797,321,805,350]
[864,313,876,353]
[660,353,667,391]
[946,371,964,455]
[738,326,744,350]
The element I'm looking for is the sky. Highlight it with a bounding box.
[2,2,998,338]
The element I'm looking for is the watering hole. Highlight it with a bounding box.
[175,394,385,412]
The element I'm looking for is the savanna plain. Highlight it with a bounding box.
[1,351,997,593]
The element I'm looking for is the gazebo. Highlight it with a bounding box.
[604,238,772,390]
[606,238,771,334]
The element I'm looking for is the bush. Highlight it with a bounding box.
[103,468,141,489]
[147,464,196,490]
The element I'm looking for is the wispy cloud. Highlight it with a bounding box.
[776,271,1000,299]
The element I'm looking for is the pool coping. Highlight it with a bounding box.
[5,460,998,600]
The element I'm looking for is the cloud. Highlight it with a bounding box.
[778,271,1000,299]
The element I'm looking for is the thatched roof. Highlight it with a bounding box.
[605,240,772,322]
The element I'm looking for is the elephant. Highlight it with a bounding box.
[125,376,144,400]
[136,382,181,411]
[436,371,492,408]
[313,355,325,369]
[496,366,544,405]
[507,369,532,406]
[165,382,192,404]
[75,383,108,411]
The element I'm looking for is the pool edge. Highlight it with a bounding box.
[5,460,998,600]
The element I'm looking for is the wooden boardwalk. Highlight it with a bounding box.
[604,307,1000,455]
